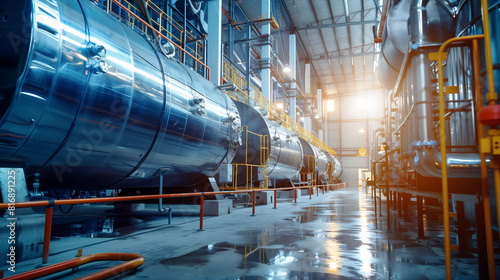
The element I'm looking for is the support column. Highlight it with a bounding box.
[207,0,222,85]
[261,0,272,100]
[317,88,324,141]
[288,34,297,121]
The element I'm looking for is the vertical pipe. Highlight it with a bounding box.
[417,196,425,238]
[42,207,53,264]
[199,195,204,231]
[480,0,497,102]
[246,23,251,96]
[403,194,409,221]
[476,202,489,279]
[322,186,324,195]
[310,187,312,199]
[374,186,377,217]
[183,0,187,63]
[294,189,297,203]
[438,42,452,280]
[385,144,390,230]
[379,188,383,217]
[455,201,468,256]
[273,189,277,209]
[251,190,256,216]
[397,191,402,217]
[473,40,497,278]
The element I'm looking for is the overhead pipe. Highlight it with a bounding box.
[408,0,481,178]
[376,0,391,41]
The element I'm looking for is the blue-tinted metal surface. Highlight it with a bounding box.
[0,0,241,189]
[232,101,303,182]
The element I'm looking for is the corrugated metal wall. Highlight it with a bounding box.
[325,89,385,187]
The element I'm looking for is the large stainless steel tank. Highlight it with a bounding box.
[332,156,343,181]
[232,101,303,183]
[0,0,241,189]
[298,138,333,184]
[379,0,455,89]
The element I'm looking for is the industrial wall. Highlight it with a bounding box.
[325,89,385,187]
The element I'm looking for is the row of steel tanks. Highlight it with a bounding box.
[0,0,341,194]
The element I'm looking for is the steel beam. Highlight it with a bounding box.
[296,20,379,30]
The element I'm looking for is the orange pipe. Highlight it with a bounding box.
[273,189,277,209]
[0,186,326,210]
[111,0,210,81]
[2,253,144,280]
[42,207,53,264]
[294,189,297,203]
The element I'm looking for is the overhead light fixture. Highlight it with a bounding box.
[358,127,365,133]
[276,102,283,110]
[314,114,320,119]
[283,65,291,74]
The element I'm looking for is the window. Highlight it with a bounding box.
[326,100,334,112]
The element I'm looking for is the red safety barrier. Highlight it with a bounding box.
[273,189,277,209]
[42,207,53,264]
[199,195,204,231]
[0,184,344,264]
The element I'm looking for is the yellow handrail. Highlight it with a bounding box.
[222,60,335,156]
[437,34,496,280]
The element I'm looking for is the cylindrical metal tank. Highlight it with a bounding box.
[379,0,455,89]
[0,0,241,189]
[232,102,303,184]
[298,138,333,184]
[332,157,343,181]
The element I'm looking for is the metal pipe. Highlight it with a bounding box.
[408,0,482,178]
[251,190,256,216]
[473,39,497,279]
[0,186,323,210]
[377,0,390,39]
[274,189,277,209]
[3,253,144,280]
[199,195,204,231]
[42,207,53,264]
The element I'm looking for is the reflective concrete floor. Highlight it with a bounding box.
[3,187,499,279]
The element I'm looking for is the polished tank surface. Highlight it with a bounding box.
[0,0,241,189]
[298,138,332,183]
[232,101,303,182]
[379,0,455,89]
[332,157,343,181]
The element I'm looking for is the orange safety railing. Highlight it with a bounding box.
[2,253,144,280]
[102,0,210,80]
[0,184,348,267]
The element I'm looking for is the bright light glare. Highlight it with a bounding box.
[276,102,284,110]
[327,100,334,112]
[358,98,369,111]
[283,65,291,73]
